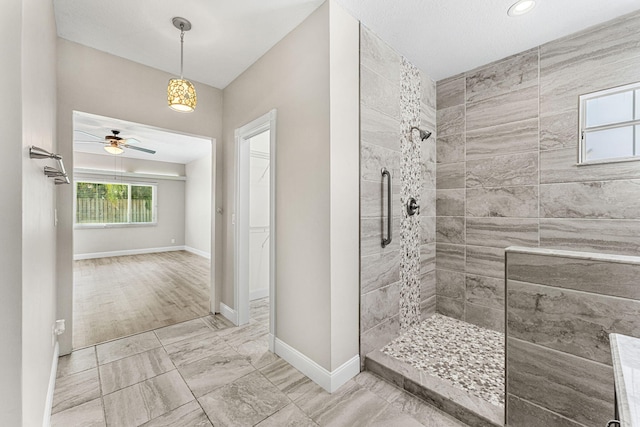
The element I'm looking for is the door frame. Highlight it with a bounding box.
[234,109,277,350]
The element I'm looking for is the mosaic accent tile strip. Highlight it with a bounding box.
[399,57,423,330]
[382,314,505,408]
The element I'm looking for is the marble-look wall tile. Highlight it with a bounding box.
[465,303,504,333]
[360,26,401,85]
[436,243,465,271]
[361,142,402,182]
[507,279,640,365]
[361,180,402,219]
[437,105,465,137]
[436,216,465,244]
[466,151,538,188]
[466,245,505,279]
[466,218,538,248]
[419,216,436,245]
[361,250,400,294]
[420,296,436,319]
[436,74,465,110]
[361,65,401,120]
[465,274,504,309]
[466,118,538,161]
[466,48,538,104]
[436,133,465,164]
[361,315,400,358]
[540,148,640,184]
[540,218,640,256]
[361,104,401,152]
[539,110,577,151]
[539,12,640,114]
[466,86,538,131]
[361,283,401,332]
[420,243,436,275]
[419,189,436,217]
[420,102,437,133]
[436,296,464,320]
[466,186,538,218]
[436,162,465,189]
[420,270,436,301]
[421,70,437,111]
[540,180,640,219]
[507,338,614,427]
[506,251,640,300]
[436,189,465,217]
[507,394,584,427]
[435,269,465,300]
[361,216,400,256]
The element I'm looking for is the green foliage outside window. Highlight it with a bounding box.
[76,181,154,224]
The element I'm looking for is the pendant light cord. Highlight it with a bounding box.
[180,24,185,79]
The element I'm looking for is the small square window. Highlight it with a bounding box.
[579,82,640,164]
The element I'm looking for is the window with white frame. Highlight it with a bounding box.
[579,82,640,163]
[75,181,156,225]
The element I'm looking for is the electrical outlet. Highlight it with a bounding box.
[171,238,175,244]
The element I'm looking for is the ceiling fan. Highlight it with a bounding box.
[75,129,156,155]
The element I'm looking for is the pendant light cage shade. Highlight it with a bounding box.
[168,78,197,112]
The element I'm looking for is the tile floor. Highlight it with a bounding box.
[52,298,468,426]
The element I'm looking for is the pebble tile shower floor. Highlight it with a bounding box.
[382,314,505,407]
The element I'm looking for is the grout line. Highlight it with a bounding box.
[94,346,108,425]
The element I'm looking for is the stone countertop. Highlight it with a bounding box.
[610,333,640,427]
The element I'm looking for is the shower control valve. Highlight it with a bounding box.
[407,197,420,216]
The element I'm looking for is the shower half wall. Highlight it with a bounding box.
[359,25,437,362]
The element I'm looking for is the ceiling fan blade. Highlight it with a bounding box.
[74,130,105,141]
[124,144,156,154]
[75,140,106,144]
[124,138,140,144]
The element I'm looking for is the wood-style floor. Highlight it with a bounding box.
[73,251,210,349]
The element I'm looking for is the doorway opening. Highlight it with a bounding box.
[234,110,276,349]
[71,111,215,348]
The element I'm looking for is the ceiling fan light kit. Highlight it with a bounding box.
[104,143,124,155]
[168,17,197,113]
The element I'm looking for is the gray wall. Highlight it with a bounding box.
[74,153,187,256]
[435,10,640,332]
[504,247,640,426]
[1,0,58,424]
[222,1,360,373]
[360,25,437,361]
[56,39,223,355]
[186,154,213,256]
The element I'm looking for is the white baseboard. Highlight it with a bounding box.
[219,302,238,325]
[269,333,275,353]
[274,338,360,393]
[74,246,185,260]
[184,246,211,259]
[250,288,269,301]
[43,342,59,427]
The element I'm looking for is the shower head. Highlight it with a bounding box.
[410,126,432,141]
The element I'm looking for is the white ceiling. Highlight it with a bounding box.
[54,0,640,87]
[53,0,324,89]
[335,0,640,81]
[73,111,211,164]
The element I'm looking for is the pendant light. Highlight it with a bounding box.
[168,17,197,112]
